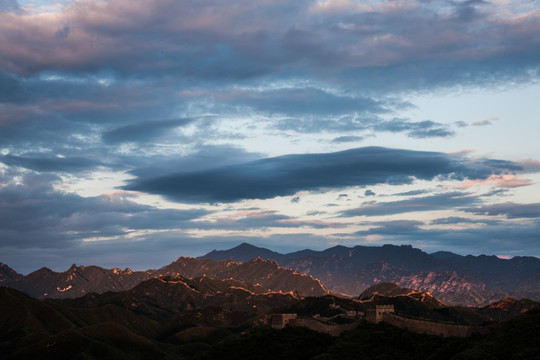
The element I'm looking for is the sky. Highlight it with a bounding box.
[1,0,540,274]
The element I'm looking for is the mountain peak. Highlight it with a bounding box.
[199,242,285,263]
[359,282,415,300]
[236,242,257,248]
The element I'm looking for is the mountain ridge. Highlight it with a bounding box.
[2,242,539,306]
[200,243,540,306]
[0,255,326,300]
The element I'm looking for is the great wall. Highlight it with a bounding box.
[269,305,491,338]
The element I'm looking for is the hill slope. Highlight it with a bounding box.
[0,256,326,300]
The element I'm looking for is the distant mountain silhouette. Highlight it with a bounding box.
[203,242,288,262]
[201,243,540,306]
[2,242,539,306]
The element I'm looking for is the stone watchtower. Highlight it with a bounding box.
[269,313,298,329]
[366,305,394,323]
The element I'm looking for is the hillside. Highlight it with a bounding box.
[0,257,326,300]
[54,276,301,321]
[2,281,539,359]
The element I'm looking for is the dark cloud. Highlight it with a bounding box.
[190,210,345,231]
[0,0,22,13]
[356,220,425,235]
[129,145,262,179]
[125,147,523,203]
[229,87,387,117]
[464,202,540,219]
[0,154,102,173]
[54,25,70,39]
[393,189,430,196]
[364,190,376,196]
[331,136,364,143]
[0,173,208,249]
[353,218,540,257]
[102,118,195,144]
[374,119,455,138]
[0,0,537,90]
[430,216,499,225]
[341,191,479,217]
[1,232,332,274]
[0,0,539,270]
[274,114,453,137]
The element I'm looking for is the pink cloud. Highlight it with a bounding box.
[518,159,540,172]
[472,116,498,126]
[458,173,533,189]
[1,0,540,78]
[447,148,477,155]
[276,219,346,228]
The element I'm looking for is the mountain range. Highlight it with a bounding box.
[0,256,326,300]
[2,256,540,359]
[2,242,540,306]
[200,243,540,306]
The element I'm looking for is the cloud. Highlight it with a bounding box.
[54,25,70,39]
[458,173,532,189]
[0,0,538,91]
[341,191,479,217]
[472,116,498,126]
[0,173,209,249]
[125,146,527,203]
[355,220,425,235]
[102,118,195,144]
[196,209,346,230]
[220,87,387,117]
[430,216,500,225]
[0,0,539,270]
[0,154,102,173]
[273,113,453,137]
[0,0,22,13]
[364,189,376,196]
[331,135,364,143]
[374,119,455,138]
[463,202,540,219]
[128,145,262,179]
[352,217,540,257]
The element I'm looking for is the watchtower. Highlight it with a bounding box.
[366,305,394,323]
[269,313,298,329]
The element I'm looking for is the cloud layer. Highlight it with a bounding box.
[0,0,539,271]
[126,147,523,202]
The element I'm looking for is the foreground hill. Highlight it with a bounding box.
[201,243,540,306]
[55,276,301,321]
[0,286,170,359]
[477,296,540,321]
[0,257,326,300]
[358,283,491,326]
[2,281,539,359]
[195,310,540,360]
